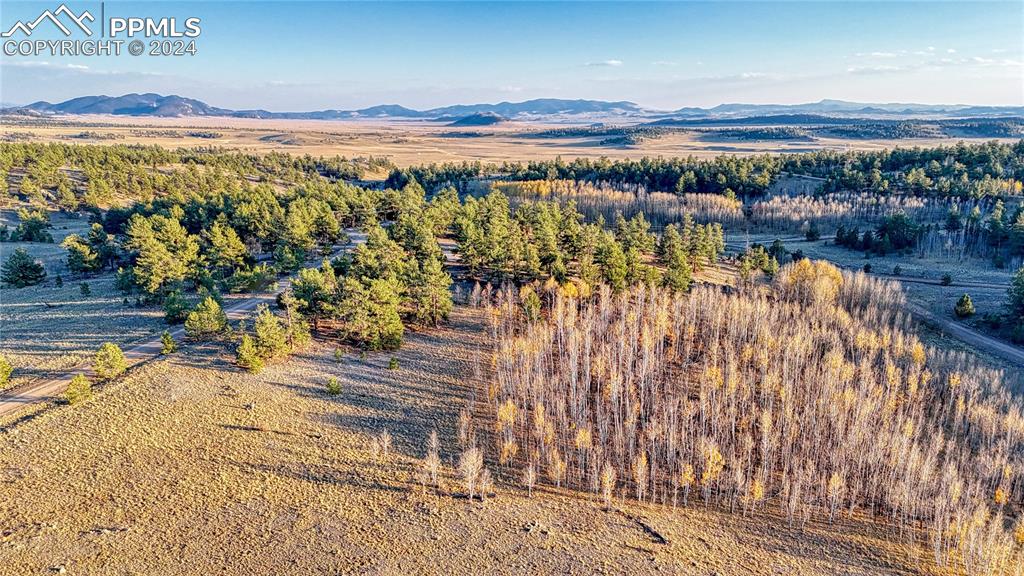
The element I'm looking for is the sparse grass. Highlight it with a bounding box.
[0,305,992,574]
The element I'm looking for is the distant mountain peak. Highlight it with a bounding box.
[3,93,1021,121]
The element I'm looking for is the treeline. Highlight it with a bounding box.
[0,142,392,212]
[387,155,781,196]
[784,140,1024,198]
[453,191,723,293]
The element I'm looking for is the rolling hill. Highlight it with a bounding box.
[5,93,1023,121]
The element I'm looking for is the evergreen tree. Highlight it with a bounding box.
[65,374,92,405]
[163,290,189,324]
[9,209,52,242]
[338,277,404,350]
[124,214,199,294]
[94,342,127,381]
[1008,266,1024,322]
[236,334,263,373]
[1,248,46,288]
[954,293,975,318]
[596,235,627,292]
[253,305,289,359]
[663,248,692,292]
[160,330,177,354]
[291,260,338,330]
[0,353,12,387]
[62,234,100,274]
[407,257,453,326]
[203,217,247,277]
[184,296,227,340]
[657,224,682,260]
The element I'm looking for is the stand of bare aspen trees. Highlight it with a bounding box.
[473,260,1022,575]
[482,179,746,229]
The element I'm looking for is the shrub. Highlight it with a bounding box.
[94,342,127,381]
[160,330,177,354]
[65,374,92,405]
[55,275,63,287]
[954,294,976,318]
[893,265,902,276]
[79,282,90,296]
[863,263,872,273]
[941,273,953,286]
[388,357,399,370]
[184,296,227,340]
[235,335,263,373]
[1,247,46,288]
[326,377,342,395]
[163,290,189,324]
[0,354,12,387]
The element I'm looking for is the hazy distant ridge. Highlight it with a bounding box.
[6,93,1023,120]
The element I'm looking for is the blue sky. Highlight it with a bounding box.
[1,1,1022,110]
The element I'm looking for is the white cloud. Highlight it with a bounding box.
[970,56,1023,67]
[2,60,88,70]
[585,59,623,67]
[854,51,897,58]
[651,60,678,67]
[847,64,901,74]
[947,48,957,54]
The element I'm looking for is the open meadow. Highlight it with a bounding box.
[0,306,963,576]
[3,115,1019,168]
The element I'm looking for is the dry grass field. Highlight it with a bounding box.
[2,115,1017,168]
[0,211,167,389]
[0,305,954,576]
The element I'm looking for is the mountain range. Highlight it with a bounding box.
[5,93,1023,121]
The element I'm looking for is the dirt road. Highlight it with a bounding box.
[0,231,366,419]
[906,301,1024,368]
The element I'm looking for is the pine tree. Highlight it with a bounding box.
[1,248,46,288]
[954,293,975,318]
[184,296,227,340]
[663,248,692,292]
[596,234,627,292]
[408,257,453,326]
[291,260,338,330]
[338,278,403,350]
[253,305,289,359]
[163,290,189,324]
[124,214,199,294]
[94,342,127,381]
[0,353,12,387]
[236,334,263,373]
[160,330,177,354]
[65,374,92,405]
[61,234,100,273]
[203,217,247,277]
[1007,266,1024,321]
